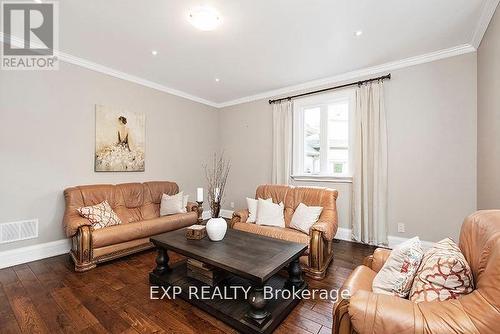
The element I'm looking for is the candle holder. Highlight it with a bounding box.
[196,201,204,223]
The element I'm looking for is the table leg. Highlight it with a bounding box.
[245,284,270,326]
[286,258,306,290]
[153,247,170,275]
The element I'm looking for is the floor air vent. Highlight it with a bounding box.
[0,219,38,244]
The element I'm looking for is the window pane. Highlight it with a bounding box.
[328,102,349,174]
[303,107,320,174]
[328,102,349,148]
[328,148,349,175]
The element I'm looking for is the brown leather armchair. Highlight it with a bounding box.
[333,210,500,334]
[230,185,338,280]
[63,181,199,272]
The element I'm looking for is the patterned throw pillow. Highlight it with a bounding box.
[372,237,424,298]
[78,201,122,230]
[409,238,473,303]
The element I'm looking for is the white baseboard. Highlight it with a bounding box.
[202,209,234,220]
[0,216,435,269]
[220,209,234,219]
[335,227,353,241]
[0,239,71,269]
[0,210,236,269]
[388,235,435,250]
[335,227,434,249]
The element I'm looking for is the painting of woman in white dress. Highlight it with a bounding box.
[95,105,145,172]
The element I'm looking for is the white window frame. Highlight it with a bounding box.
[292,88,356,181]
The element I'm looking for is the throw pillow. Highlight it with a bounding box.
[289,203,323,235]
[409,238,474,303]
[160,192,187,216]
[246,197,272,223]
[78,201,122,230]
[255,199,285,227]
[372,237,424,298]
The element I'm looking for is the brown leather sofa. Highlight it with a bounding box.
[230,185,338,280]
[63,181,198,272]
[333,210,500,334]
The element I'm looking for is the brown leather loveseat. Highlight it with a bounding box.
[230,185,338,279]
[333,210,500,334]
[63,181,198,272]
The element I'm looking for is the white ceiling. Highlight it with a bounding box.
[55,1,498,105]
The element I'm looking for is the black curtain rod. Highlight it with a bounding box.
[268,74,391,104]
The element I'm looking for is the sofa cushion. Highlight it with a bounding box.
[232,222,310,249]
[93,238,152,258]
[285,186,338,227]
[92,212,197,248]
[142,181,180,219]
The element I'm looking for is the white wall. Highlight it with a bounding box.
[478,6,500,209]
[0,62,219,251]
[219,53,477,243]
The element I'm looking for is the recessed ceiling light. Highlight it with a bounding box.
[151,50,158,56]
[188,6,222,31]
[355,30,363,37]
[34,0,42,3]
[215,78,220,82]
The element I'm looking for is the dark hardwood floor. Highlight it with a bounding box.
[0,240,376,334]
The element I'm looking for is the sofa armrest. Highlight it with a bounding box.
[186,201,199,213]
[310,220,336,241]
[64,215,92,238]
[229,209,249,228]
[349,290,481,334]
[370,248,392,272]
[349,291,417,334]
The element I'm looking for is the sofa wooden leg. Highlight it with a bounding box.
[306,231,334,280]
[70,251,96,272]
[70,226,95,272]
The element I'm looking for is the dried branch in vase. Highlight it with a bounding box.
[204,152,231,218]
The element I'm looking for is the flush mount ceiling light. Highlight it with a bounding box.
[151,50,158,56]
[188,6,222,31]
[355,30,363,37]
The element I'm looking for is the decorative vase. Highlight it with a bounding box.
[206,217,227,241]
[211,202,221,219]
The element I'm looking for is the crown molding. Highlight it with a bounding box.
[217,43,477,108]
[0,33,219,108]
[1,33,477,109]
[471,0,500,49]
[58,51,219,107]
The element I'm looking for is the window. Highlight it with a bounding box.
[292,89,355,179]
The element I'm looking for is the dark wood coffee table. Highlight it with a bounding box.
[149,228,308,334]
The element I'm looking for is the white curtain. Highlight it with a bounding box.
[352,82,388,246]
[272,100,293,185]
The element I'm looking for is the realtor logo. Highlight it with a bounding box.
[1,1,59,70]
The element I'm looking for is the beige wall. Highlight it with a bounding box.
[0,62,219,251]
[219,53,477,242]
[478,6,500,209]
[0,49,480,252]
